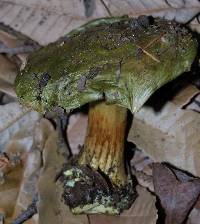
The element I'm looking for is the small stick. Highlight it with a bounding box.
[135,33,165,63]
[141,48,160,63]
[0,42,40,55]
[11,194,38,224]
[99,0,112,17]
[143,33,165,49]
[136,44,160,63]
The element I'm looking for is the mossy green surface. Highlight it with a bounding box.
[15,16,197,113]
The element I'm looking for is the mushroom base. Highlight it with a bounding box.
[62,164,137,214]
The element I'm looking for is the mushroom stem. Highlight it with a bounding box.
[78,101,127,186]
[62,101,136,214]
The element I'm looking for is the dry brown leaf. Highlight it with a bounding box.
[12,152,40,220]
[187,199,200,224]
[189,15,200,33]
[131,149,154,191]
[183,93,200,113]
[0,24,38,63]
[0,162,24,223]
[0,118,47,223]
[172,85,200,108]
[134,171,154,192]
[89,185,157,224]
[67,113,88,155]
[131,149,153,174]
[37,120,89,224]
[0,102,40,152]
[128,84,200,178]
[0,118,57,224]
[0,55,17,84]
[0,101,40,221]
[11,118,55,224]
[132,148,200,224]
[153,163,200,224]
[0,0,199,45]
[33,117,55,151]
[0,54,18,97]
[0,79,16,98]
[0,30,22,48]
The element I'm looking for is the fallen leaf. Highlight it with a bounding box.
[131,149,154,192]
[189,15,200,33]
[187,199,200,224]
[0,102,40,152]
[0,55,18,98]
[134,171,154,192]
[153,163,200,224]
[10,119,55,224]
[0,79,16,98]
[132,148,200,224]
[0,55,17,84]
[0,165,24,223]
[173,85,200,108]
[0,24,39,62]
[128,84,200,178]
[183,93,200,113]
[89,185,157,224]
[67,113,88,154]
[0,0,199,45]
[0,100,41,223]
[37,120,89,224]
[131,149,153,174]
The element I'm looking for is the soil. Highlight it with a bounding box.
[61,163,137,213]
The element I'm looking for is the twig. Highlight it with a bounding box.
[99,0,112,17]
[11,194,38,224]
[135,33,166,63]
[0,42,40,55]
[141,48,160,63]
[87,215,91,224]
[136,44,160,63]
[143,33,165,49]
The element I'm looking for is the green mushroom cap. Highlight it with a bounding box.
[15,16,197,113]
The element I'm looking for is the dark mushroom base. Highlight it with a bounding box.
[61,164,137,214]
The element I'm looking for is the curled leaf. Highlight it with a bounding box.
[153,163,200,224]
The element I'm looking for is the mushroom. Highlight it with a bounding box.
[15,16,197,214]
